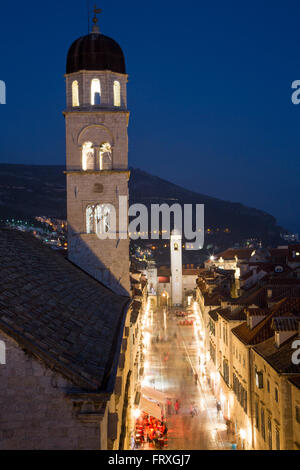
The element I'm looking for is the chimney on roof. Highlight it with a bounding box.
[247,311,266,329]
[267,288,272,299]
[272,318,299,348]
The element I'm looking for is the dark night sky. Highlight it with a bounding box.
[1,1,300,232]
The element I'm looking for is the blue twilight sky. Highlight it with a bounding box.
[0,0,300,232]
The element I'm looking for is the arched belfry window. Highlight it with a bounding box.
[95,204,112,235]
[86,204,113,235]
[99,143,112,170]
[86,204,95,234]
[82,142,94,170]
[91,78,101,105]
[113,80,121,107]
[72,80,79,107]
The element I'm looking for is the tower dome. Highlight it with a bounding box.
[66,32,126,75]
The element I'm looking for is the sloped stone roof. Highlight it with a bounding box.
[253,335,300,374]
[0,229,130,391]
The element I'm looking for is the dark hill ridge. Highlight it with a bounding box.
[0,163,283,246]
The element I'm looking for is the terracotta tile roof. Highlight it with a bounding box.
[217,307,246,322]
[234,282,300,307]
[232,298,300,346]
[246,307,269,317]
[269,248,289,259]
[204,292,222,306]
[215,248,253,261]
[263,278,300,286]
[271,317,299,332]
[0,229,130,391]
[253,335,300,374]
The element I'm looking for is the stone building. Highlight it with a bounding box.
[251,319,300,450]
[196,264,300,450]
[0,229,131,449]
[0,11,146,450]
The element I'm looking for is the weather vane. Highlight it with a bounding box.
[88,2,102,33]
[92,4,102,27]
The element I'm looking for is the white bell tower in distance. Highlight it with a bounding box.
[170,229,183,306]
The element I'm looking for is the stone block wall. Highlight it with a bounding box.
[67,171,130,296]
[0,333,100,450]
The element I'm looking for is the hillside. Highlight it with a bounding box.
[0,163,284,248]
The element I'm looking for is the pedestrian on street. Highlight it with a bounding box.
[174,399,180,415]
[216,401,221,417]
[190,404,195,418]
[167,399,172,415]
[194,372,199,385]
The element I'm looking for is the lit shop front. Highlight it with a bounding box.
[132,387,167,449]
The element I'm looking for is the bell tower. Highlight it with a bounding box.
[170,229,183,306]
[64,8,130,296]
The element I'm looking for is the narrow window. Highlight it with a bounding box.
[261,408,265,441]
[99,143,112,170]
[113,80,121,107]
[86,205,95,233]
[91,78,101,105]
[268,418,272,450]
[82,142,94,170]
[275,428,280,450]
[255,402,259,429]
[95,204,112,235]
[72,80,79,107]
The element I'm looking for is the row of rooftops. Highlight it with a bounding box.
[157,264,200,278]
[208,244,300,264]
[197,248,300,384]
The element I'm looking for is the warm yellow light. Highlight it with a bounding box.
[133,408,141,419]
[72,80,79,107]
[113,80,121,107]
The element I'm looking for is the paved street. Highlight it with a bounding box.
[143,307,232,450]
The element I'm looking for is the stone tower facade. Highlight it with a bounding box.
[170,229,183,306]
[64,18,130,296]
